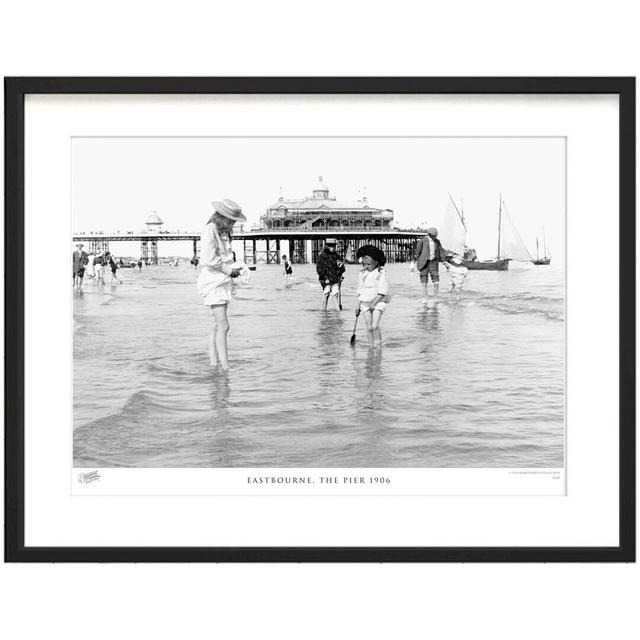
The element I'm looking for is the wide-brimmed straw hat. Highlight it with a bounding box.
[75,242,84,248]
[211,199,247,222]
[325,237,337,246]
[356,244,387,266]
[426,227,438,236]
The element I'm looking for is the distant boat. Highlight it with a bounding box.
[532,227,551,265]
[248,264,257,271]
[440,194,531,271]
[344,246,360,265]
[464,254,510,271]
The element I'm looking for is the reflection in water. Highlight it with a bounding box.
[205,372,241,466]
[351,348,385,417]
[73,263,565,468]
[209,372,231,425]
[414,303,442,396]
[415,301,441,336]
[315,312,345,394]
[349,347,394,465]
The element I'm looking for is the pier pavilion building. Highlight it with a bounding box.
[261,177,393,232]
[248,177,414,263]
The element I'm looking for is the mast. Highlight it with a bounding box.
[448,192,467,230]
[536,237,539,261]
[543,226,547,258]
[497,193,502,259]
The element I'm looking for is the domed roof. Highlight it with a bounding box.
[313,177,329,192]
[312,177,330,199]
[146,213,163,225]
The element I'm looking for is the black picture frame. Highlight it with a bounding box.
[4,76,635,563]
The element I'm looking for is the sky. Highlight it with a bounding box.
[72,137,565,259]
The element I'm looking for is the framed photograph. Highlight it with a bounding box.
[4,77,635,562]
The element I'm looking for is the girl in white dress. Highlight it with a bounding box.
[197,199,247,370]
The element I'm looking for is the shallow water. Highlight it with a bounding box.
[73,261,565,468]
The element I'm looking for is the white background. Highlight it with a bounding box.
[1,1,638,639]
[27,94,605,547]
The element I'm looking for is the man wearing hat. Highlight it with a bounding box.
[412,227,445,299]
[316,238,345,310]
[72,242,89,290]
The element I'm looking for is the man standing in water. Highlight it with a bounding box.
[72,242,89,290]
[412,227,445,299]
[316,238,345,310]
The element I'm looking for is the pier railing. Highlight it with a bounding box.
[71,227,425,264]
[72,226,426,238]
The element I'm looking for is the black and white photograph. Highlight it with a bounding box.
[2,2,638,637]
[7,77,632,563]
[71,136,565,472]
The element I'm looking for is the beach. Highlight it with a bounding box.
[73,261,565,468]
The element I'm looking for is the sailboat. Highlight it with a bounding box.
[532,227,551,265]
[344,245,360,265]
[439,194,531,271]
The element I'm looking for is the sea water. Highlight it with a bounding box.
[73,261,565,468]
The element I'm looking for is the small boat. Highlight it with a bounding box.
[439,194,509,270]
[248,265,257,271]
[532,228,551,265]
[464,256,510,271]
[343,247,360,265]
[440,193,532,271]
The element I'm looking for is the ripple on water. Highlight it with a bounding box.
[73,263,565,467]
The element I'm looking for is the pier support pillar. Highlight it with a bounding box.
[141,240,148,261]
[150,240,158,264]
[290,239,306,263]
[243,238,259,266]
[89,240,109,255]
[266,238,279,264]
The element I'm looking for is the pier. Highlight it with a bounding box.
[71,228,425,265]
[72,180,427,264]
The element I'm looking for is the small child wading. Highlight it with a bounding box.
[444,254,468,302]
[355,244,389,348]
[93,252,106,285]
[282,254,293,287]
[316,238,345,311]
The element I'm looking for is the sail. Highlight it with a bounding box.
[500,199,533,262]
[439,196,467,256]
